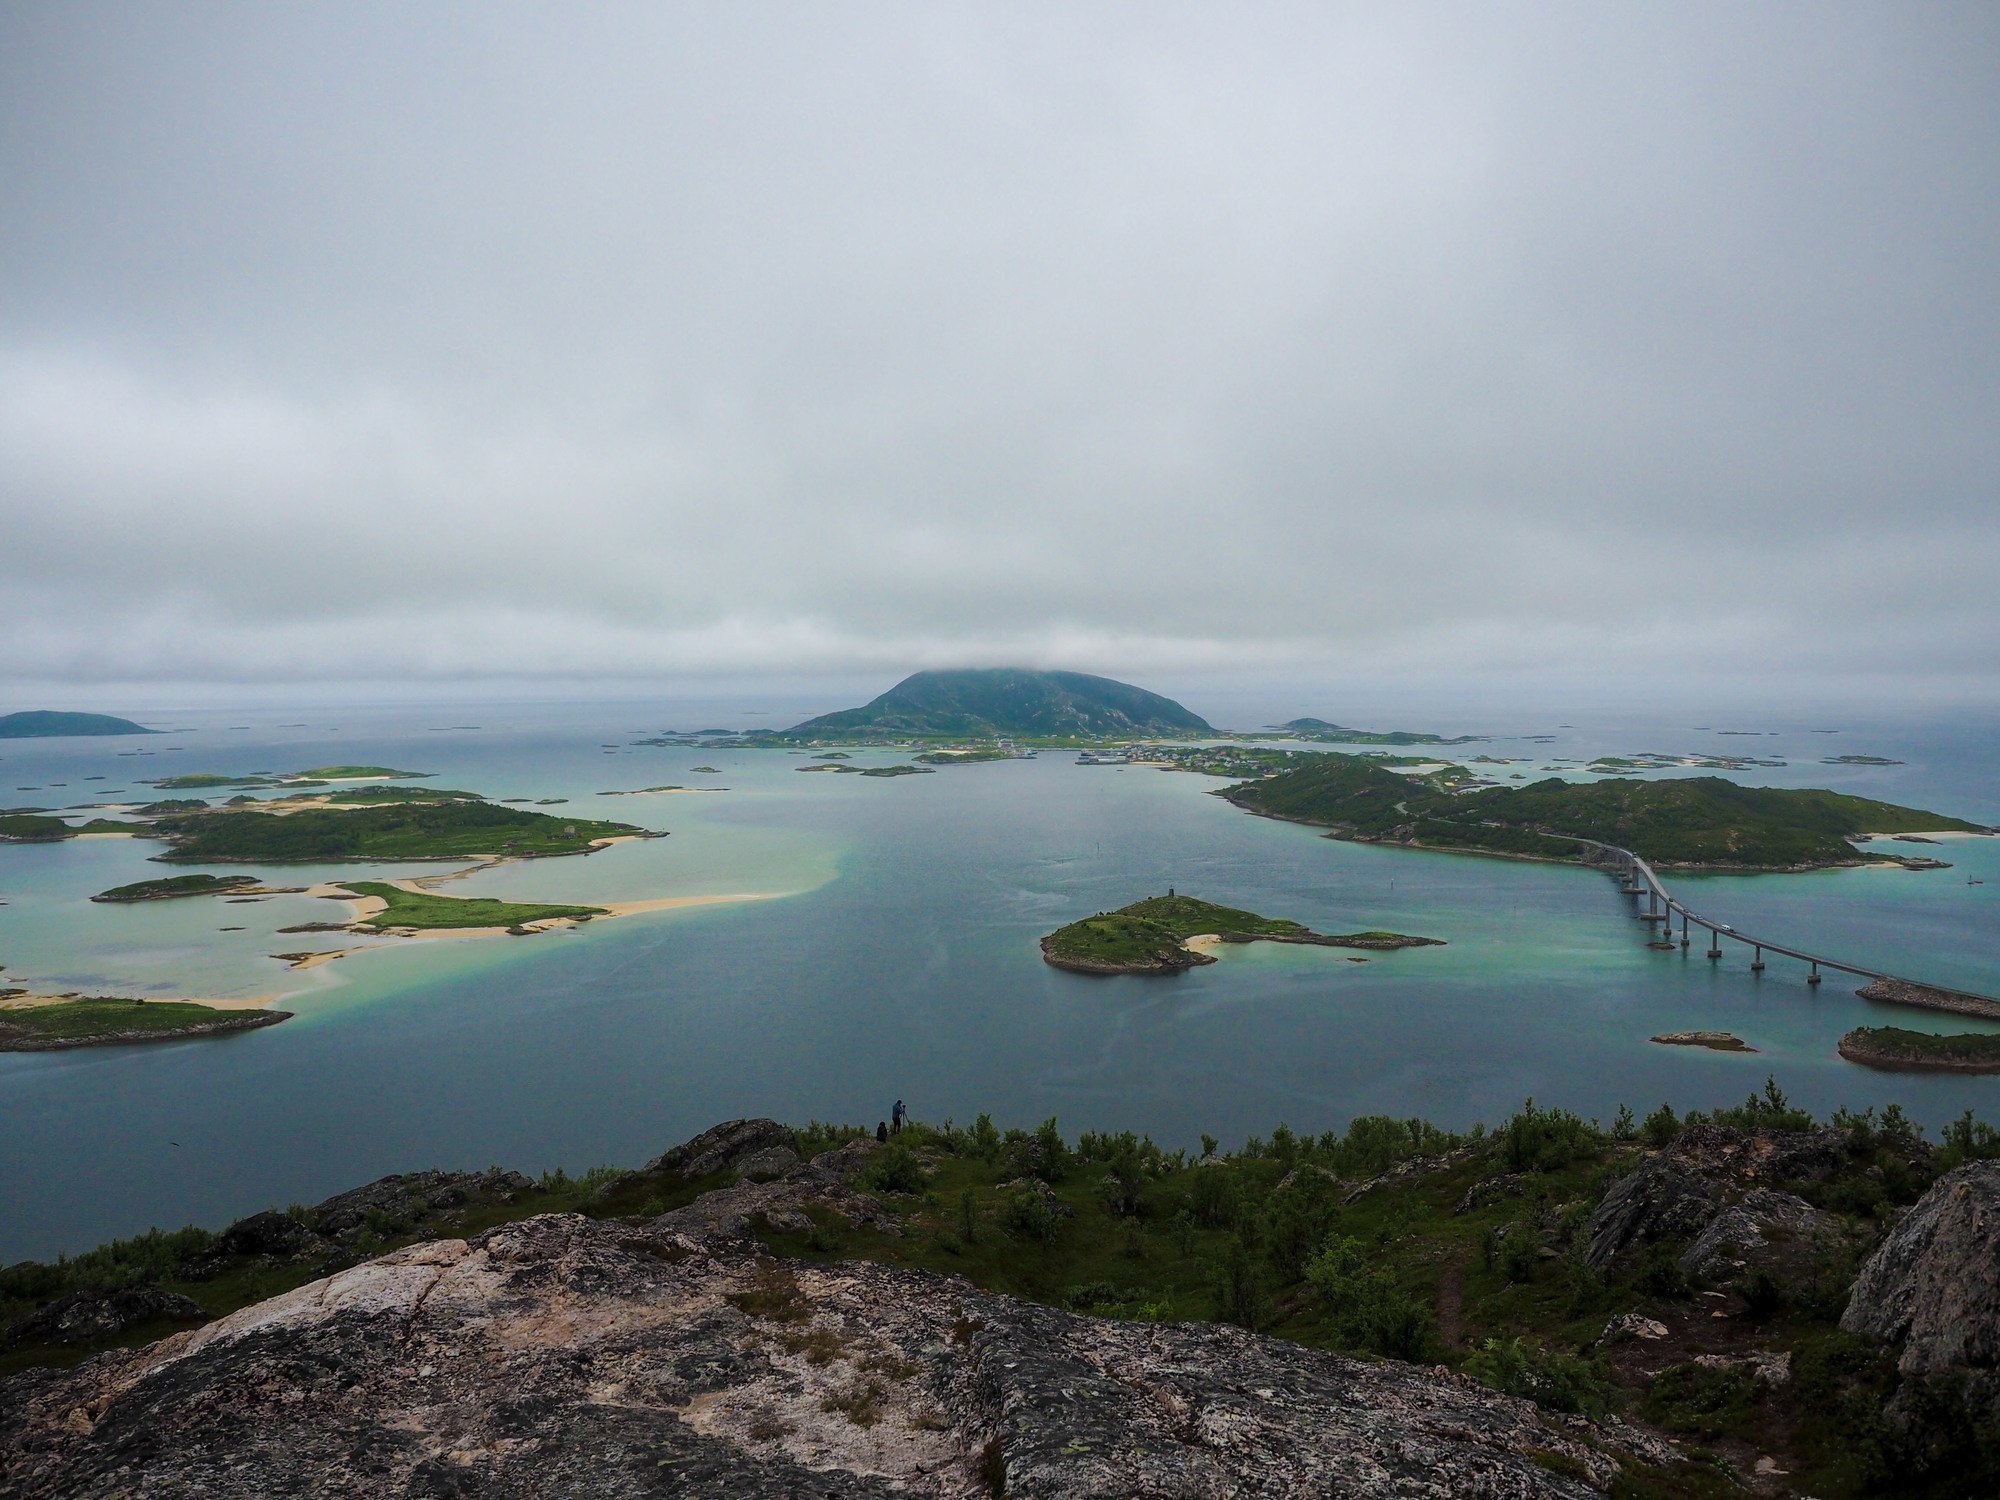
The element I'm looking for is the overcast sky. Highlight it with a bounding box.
[3,2,1996,707]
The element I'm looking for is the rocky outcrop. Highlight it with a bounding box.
[641,1117,800,1180]
[4,1288,206,1348]
[1583,1126,1850,1270]
[0,1209,1680,1498]
[308,1168,536,1242]
[1842,1160,2000,1389]
[177,1170,537,1280]
[1676,1188,1838,1280]
[1584,1157,1718,1269]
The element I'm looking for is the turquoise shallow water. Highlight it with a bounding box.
[1,702,1996,1261]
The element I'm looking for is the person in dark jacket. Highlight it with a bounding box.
[875,1120,889,1143]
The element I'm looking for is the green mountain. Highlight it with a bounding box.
[1225,757,1985,869]
[0,711,158,738]
[785,669,1213,740]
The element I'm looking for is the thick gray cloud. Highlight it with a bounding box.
[3,2,1996,701]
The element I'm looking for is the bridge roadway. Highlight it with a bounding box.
[1566,836,2000,1012]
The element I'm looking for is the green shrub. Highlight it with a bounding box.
[1641,1103,1681,1148]
[1303,1234,1438,1361]
[1700,1076,1815,1134]
[1501,1099,1597,1173]
[1205,1237,1265,1331]
[1467,1337,1617,1417]
[864,1144,929,1195]
[1644,1361,1759,1441]
[1187,1166,1241,1229]
[1499,1228,1540,1285]
[999,1184,1060,1242]
[1261,1169,1341,1280]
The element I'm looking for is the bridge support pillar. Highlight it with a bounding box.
[1808,962,1823,988]
[1680,911,1690,949]
[1750,945,1765,973]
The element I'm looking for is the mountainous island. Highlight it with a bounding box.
[1041,893,1441,974]
[783,668,1213,741]
[1223,755,1987,871]
[0,711,158,738]
[7,1101,2000,1496]
[1278,718,1482,746]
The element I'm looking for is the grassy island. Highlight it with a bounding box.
[1223,755,1985,871]
[292,766,430,780]
[1041,893,1441,975]
[796,763,935,777]
[1278,718,1481,745]
[0,997,289,1051]
[147,766,428,791]
[1838,1026,2000,1073]
[144,799,650,863]
[0,814,136,843]
[336,881,607,931]
[92,874,261,903]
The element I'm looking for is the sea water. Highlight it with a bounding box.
[1,701,1995,1261]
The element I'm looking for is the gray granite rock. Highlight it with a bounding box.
[0,1211,1682,1497]
[1843,1160,2000,1386]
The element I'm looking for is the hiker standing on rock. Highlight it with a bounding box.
[891,1099,905,1133]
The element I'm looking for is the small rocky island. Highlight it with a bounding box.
[1040,893,1441,975]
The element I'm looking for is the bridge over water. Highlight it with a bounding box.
[1570,837,2000,1020]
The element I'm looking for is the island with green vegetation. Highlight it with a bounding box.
[1824,755,1904,766]
[781,668,1213,741]
[912,746,1032,764]
[1838,1026,2000,1073]
[796,762,934,777]
[0,813,137,843]
[1277,718,1482,745]
[0,996,290,1051]
[91,874,262,903]
[1222,753,1988,871]
[292,765,431,780]
[335,881,608,932]
[145,765,428,791]
[143,797,652,864]
[0,711,159,738]
[1041,893,1442,975]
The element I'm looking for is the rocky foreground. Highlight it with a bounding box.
[0,1126,1683,1499]
[6,1117,1999,1496]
